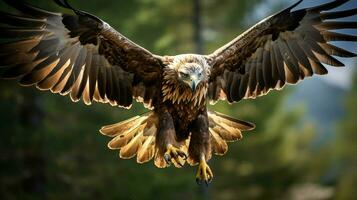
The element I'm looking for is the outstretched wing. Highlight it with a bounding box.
[207,0,357,103]
[0,0,164,108]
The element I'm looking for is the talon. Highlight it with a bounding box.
[164,154,172,165]
[164,144,187,167]
[196,178,202,185]
[178,151,188,160]
[195,157,213,186]
[171,150,178,158]
[177,160,184,167]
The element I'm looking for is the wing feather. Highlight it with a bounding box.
[277,37,300,83]
[0,0,164,109]
[64,48,88,92]
[320,43,356,58]
[239,74,249,100]
[0,11,46,27]
[321,8,357,20]
[287,39,313,77]
[208,0,356,103]
[272,43,286,84]
[262,47,272,88]
[269,43,280,88]
[76,52,92,100]
[97,64,107,100]
[228,73,238,101]
[323,31,357,42]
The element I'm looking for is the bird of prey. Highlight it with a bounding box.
[0,0,356,184]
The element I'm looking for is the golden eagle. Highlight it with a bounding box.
[0,0,356,184]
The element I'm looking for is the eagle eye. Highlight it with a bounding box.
[179,72,189,79]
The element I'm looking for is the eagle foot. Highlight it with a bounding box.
[164,144,187,167]
[195,158,213,186]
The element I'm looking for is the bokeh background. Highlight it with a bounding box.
[0,0,356,199]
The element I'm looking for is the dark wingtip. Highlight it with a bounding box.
[309,0,350,12]
[54,0,74,10]
[288,0,304,11]
[53,0,103,23]
[53,0,81,15]
[275,0,304,17]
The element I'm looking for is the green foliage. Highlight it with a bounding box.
[334,71,357,199]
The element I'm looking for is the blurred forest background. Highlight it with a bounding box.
[0,0,356,199]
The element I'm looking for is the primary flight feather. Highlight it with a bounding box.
[0,0,356,184]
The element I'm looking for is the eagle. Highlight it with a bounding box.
[0,0,356,185]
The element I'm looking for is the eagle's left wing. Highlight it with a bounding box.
[207,0,356,104]
[0,0,164,109]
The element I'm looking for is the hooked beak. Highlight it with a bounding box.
[191,79,200,91]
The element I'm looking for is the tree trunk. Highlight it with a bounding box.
[193,0,209,199]
[193,0,203,54]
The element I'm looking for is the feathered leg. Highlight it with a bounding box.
[188,113,213,185]
[156,109,187,168]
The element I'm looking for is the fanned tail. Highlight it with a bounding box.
[100,110,255,168]
[100,111,159,164]
[208,111,255,156]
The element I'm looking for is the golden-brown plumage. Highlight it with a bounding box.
[1,0,356,184]
[162,55,209,107]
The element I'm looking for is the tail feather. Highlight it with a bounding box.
[100,110,255,167]
[106,123,144,150]
[101,111,175,168]
[211,124,242,142]
[154,153,167,168]
[137,135,156,164]
[208,111,255,131]
[119,125,146,159]
[209,128,228,155]
[100,115,147,137]
[100,112,159,162]
[137,125,157,163]
[208,111,255,156]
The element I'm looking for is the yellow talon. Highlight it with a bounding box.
[196,157,213,186]
[164,144,187,167]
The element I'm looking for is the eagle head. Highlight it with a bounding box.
[170,54,210,91]
[178,63,204,91]
[162,54,210,105]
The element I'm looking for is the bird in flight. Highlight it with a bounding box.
[0,0,356,185]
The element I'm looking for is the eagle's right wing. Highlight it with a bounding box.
[207,0,356,103]
[0,0,164,109]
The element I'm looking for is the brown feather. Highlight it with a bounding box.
[262,49,272,87]
[207,0,356,103]
[209,128,228,155]
[154,153,168,168]
[120,129,144,159]
[272,43,286,83]
[309,58,328,75]
[322,31,357,42]
[137,135,155,164]
[320,43,357,58]
[0,0,163,109]
[229,73,241,101]
[277,38,300,83]
[320,8,357,20]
